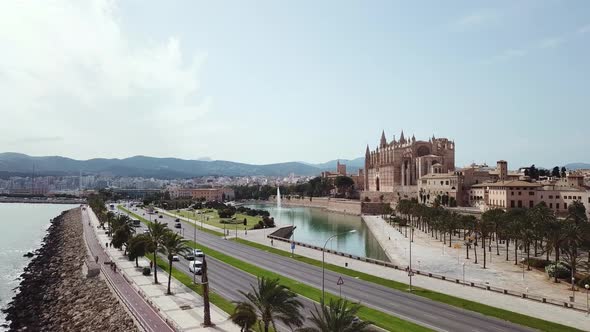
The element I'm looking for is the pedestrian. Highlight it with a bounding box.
[271,239,274,246]
[95,256,99,263]
[105,242,108,248]
[150,261,153,270]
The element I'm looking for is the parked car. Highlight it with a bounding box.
[189,261,203,274]
[174,223,181,229]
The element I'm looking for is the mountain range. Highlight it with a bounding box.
[0,153,363,178]
[1,153,586,179]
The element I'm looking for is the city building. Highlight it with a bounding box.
[167,187,235,201]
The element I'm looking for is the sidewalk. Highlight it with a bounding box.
[244,217,590,332]
[88,209,239,332]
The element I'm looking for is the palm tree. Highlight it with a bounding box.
[230,302,258,332]
[297,298,371,332]
[237,277,304,332]
[147,220,168,284]
[544,215,567,283]
[161,231,191,295]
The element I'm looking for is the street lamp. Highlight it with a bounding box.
[322,230,356,303]
[585,284,589,316]
[409,227,414,292]
[521,258,525,280]
[462,262,465,285]
[571,277,575,302]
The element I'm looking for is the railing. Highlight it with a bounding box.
[267,234,589,313]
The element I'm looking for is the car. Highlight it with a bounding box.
[159,215,163,218]
[174,223,181,229]
[351,316,361,326]
[172,255,179,261]
[143,229,150,234]
[193,249,204,257]
[188,261,203,274]
[184,252,195,260]
[175,218,180,222]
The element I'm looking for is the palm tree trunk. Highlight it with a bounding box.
[466,244,470,259]
[526,244,531,271]
[474,238,478,264]
[483,236,486,269]
[135,257,138,267]
[153,251,158,284]
[506,239,509,261]
[496,236,500,255]
[167,258,173,295]
[514,239,518,265]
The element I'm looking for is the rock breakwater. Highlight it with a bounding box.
[2,208,137,331]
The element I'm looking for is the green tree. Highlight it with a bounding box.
[147,220,168,284]
[561,201,589,289]
[160,231,191,295]
[127,234,155,267]
[561,166,567,178]
[230,302,258,332]
[237,277,304,332]
[551,166,560,178]
[297,298,372,332]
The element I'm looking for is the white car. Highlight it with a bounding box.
[189,261,203,274]
[172,255,180,261]
[193,249,204,257]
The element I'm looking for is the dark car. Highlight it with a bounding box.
[175,218,180,222]
[174,223,181,229]
[159,215,163,218]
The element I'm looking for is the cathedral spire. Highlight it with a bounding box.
[380,130,387,147]
[365,145,370,156]
[400,130,405,144]
[411,134,416,143]
[432,134,436,141]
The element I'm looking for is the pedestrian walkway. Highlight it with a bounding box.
[86,208,240,332]
[81,209,174,332]
[245,217,590,332]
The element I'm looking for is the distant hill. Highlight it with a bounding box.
[564,163,590,170]
[0,153,359,178]
[310,157,364,173]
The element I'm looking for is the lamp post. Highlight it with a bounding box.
[322,230,356,303]
[585,284,589,316]
[571,277,575,302]
[521,257,525,280]
[462,262,465,285]
[409,227,414,292]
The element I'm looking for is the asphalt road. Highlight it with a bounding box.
[129,206,536,332]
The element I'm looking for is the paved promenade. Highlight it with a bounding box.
[86,208,239,332]
[81,209,174,332]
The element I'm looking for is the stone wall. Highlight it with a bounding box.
[278,197,362,215]
[2,208,137,332]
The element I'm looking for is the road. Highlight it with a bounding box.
[128,206,535,332]
[81,209,174,332]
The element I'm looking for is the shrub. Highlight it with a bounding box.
[526,258,550,269]
[252,222,263,230]
[545,262,570,279]
[142,267,151,276]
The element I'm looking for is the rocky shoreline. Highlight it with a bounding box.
[2,208,137,331]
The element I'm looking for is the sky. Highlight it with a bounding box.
[0,0,588,168]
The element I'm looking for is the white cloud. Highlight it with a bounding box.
[482,48,527,64]
[455,9,498,28]
[538,37,564,49]
[0,0,212,159]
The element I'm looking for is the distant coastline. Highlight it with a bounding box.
[0,197,85,205]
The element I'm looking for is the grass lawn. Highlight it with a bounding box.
[169,208,262,231]
[232,238,585,332]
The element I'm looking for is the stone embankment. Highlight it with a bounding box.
[2,208,137,332]
[271,197,362,215]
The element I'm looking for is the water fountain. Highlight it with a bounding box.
[276,186,281,209]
